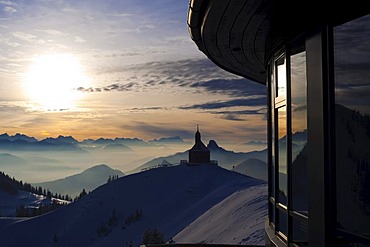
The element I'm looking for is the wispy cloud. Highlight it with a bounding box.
[3,6,16,12]
[128,106,168,112]
[180,98,266,110]
[0,36,20,47]
[37,29,68,36]
[12,31,45,44]
[107,13,133,18]
[188,78,266,97]
[77,82,138,93]
[123,121,195,139]
[0,1,17,6]
[82,58,265,98]
[74,35,86,43]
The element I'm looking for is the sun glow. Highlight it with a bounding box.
[23,53,90,110]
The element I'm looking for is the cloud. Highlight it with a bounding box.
[84,58,265,98]
[0,1,17,6]
[220,114,245,121]
[0,36,20,47]
[120,24,156,34]
[211,109,266,115]
[37,29,68,36]
[19,117,55,128]
[3,6,16,12]
[77,82,138,93]
[123,121,195,140]
[74,35,86,43]
[180,98,266,110]
[107,13,133,18]
[12,32,45,44]
[128,106,168,112]
[188,78,266,97]
[0,102,28,112]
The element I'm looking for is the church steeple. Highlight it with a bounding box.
[188,125,210,165]
[195,124,201,143]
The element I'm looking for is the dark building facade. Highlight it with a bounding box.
[188,1,370,246]
[188,126,211,165]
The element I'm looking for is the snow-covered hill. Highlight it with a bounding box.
[0,164,267,247]
[174,183,267,245]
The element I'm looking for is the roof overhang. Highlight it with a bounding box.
[188,0,370,85]
[188,0,269,84]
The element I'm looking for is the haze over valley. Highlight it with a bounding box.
[0,132,266,183]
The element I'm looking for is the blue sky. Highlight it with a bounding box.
[0,0,267,150]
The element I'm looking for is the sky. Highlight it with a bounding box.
[0,0,267,149]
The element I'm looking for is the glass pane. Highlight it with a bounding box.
[292,216,308,245]
[269,74,276,225]
[277,209,288,237]
[270,77,275,199]
[278,106,287,205]
[291,51,308,216]
[269,201,275,225]
[276,58,286,99]
[334,14,370,238]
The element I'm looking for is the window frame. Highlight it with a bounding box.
[269,44,309,246]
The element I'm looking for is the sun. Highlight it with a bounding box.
[23,53,90,110]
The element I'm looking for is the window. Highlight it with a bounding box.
[269,66,276,226]
[290,51,308,245]
[269,48,308,245]
[334,14,370,245]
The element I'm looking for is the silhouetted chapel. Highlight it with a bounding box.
[188,126,210,165]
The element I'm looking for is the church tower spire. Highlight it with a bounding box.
[188,125,210,165]
[195,124,201,143]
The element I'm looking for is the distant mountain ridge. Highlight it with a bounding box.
[0,134,86,152]
[0,133,188,151]
[148,136,186,143]
[0,133,38,143]
[41,135,78,145]
[33,164,125,197]
[131,139,267,174]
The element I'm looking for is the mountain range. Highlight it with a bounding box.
[131,139,267,175]
[0,133,187,151]
[0,136,86,152]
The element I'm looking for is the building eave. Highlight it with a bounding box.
[188,0,269,84]
[188,0,370,85]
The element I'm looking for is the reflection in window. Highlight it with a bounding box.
[291,51,308,215]
[292,216,308,244]
[278,106,287,205]
[334,14,370,241]
[278,209,288,238]
[290,51,308,245]
[270,72,276,225]
[276,58,286,100]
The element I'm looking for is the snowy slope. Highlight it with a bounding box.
[173,184,267,245]
[0,190,69,217]
[0,164,266,247]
